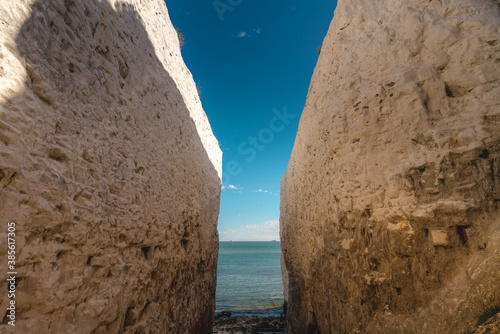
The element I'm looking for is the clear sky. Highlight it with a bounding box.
[165,0,337,241]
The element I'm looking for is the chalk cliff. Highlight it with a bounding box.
[281,0,500,333]
[0,0,222,333]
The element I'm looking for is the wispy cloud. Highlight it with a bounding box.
[219,219,280,241]
[253,189,278,195]
[222,184,242,191]
[236,28,261,38]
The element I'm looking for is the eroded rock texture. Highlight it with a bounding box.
[0,0,222,333]
[281,0,500,333]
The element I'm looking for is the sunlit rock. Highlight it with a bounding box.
[0,0,222,333]
[281,0,500,332]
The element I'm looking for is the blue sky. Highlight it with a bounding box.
[165,0,337,241]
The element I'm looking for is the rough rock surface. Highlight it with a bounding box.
[280,0,500,333]
[0,0,222,333]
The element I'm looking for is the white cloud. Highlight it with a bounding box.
[236,28,261,39]
[219,219,280,241]
[253,189,273,194]
[222,184,241,191]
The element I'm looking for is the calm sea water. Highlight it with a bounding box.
[216,241,284,317]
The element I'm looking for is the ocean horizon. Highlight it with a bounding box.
[215,241,284,317]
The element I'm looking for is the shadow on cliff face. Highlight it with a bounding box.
[0,0,220,333]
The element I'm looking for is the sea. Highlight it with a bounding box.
[215,241,284,317]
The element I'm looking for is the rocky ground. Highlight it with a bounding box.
[212,315,285,334]
[466,308,500,334]
[211,306,500,333]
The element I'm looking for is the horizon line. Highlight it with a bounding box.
[219,240,281,242]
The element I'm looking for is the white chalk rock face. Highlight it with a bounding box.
[281,0,500,333]
[0,0,222,333]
